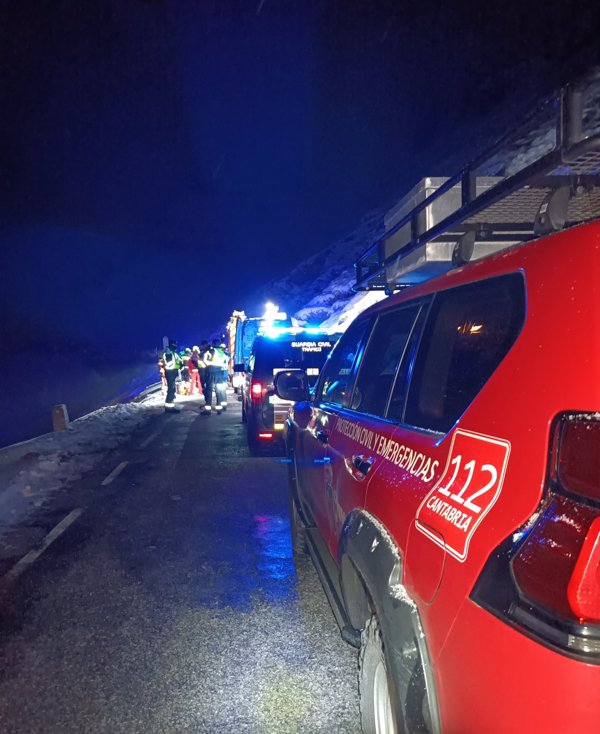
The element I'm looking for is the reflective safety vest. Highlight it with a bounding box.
[162,350,181,371]
[216,348,229,369]
[199,349,211,369]
[205,347,227,371]
[206,347,228,369]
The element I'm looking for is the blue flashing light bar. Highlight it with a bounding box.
[261,326,295,338]
[260,325,332,339]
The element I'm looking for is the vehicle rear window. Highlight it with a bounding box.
[254,337,337,385]
[404,273,525,433]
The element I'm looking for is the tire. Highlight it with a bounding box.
[360,614,433,734]
[247,418,261,455]
[241,403,247,423]
[359,615,398,734]
[288,484,308,556]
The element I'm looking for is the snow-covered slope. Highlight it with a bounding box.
[246,68,600,332]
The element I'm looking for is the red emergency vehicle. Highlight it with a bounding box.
[275,76,600,733]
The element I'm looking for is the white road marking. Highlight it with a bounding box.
[5,508,83,580]
[140,431,160,449]
[101,461,129,486]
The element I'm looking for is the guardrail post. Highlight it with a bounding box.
[52,404,70,432]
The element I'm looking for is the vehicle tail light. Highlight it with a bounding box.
[557,419,600,502]
[472,413,600,659]
[568,517,600,621]
[251,381,263,402]
[258,432,273,440]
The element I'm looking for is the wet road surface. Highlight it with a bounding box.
[0,398,360,733]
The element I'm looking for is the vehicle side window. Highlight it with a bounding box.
[350,305,421,417]
[405,273,525,433]
[386,305,428,422]
[318,319,370,407]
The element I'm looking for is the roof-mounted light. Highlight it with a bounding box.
[262,302,287,323]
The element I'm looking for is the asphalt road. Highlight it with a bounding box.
[0,397,360,733]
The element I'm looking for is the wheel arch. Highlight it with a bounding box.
[339,509,442,734]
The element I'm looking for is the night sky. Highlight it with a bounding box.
[2,0,600,353]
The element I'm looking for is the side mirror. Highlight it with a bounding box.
[273,370,310,402]
[233,363,246,373]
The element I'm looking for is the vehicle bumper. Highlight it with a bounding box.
[435,600,599,732]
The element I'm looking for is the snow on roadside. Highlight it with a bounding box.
[0,389,164,542]
[319,289,387,332]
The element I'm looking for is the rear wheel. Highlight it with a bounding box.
[360,613,433,734]
[247,417,261,455]
[359,615,397,734]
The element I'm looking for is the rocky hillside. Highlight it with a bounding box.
[246,67,600,332]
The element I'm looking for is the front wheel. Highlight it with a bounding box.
[289,491,308,557]
[359,615,398,734]
[286,447,308,556]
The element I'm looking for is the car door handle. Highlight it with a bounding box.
[344,454,375,480]
[352,454,375,476]
[316,429,329,444]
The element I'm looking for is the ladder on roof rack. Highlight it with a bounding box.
[355,70,600,293]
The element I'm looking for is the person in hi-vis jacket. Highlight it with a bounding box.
[198,340,209,395]
[161,341,181,410]
[202,340,228,415]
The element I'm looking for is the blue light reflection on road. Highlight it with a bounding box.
[252,514,297,604]
[194,512,297,611]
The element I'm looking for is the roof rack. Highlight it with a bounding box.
[355,70,600,293]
